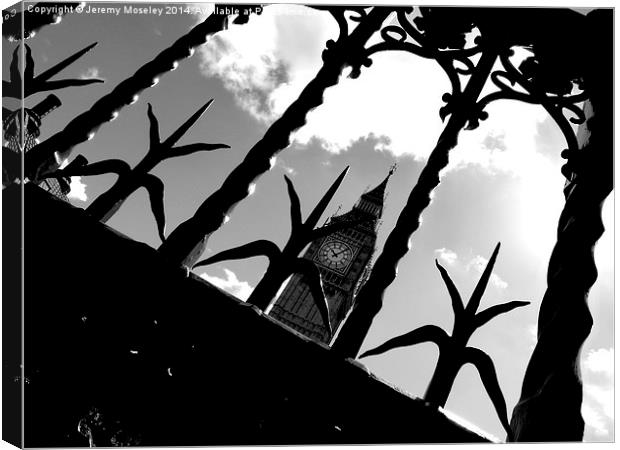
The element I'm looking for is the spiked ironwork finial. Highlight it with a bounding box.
[42,99,228,241]
[3,42,103,99]
[193,166,365,336]
[360,243,529,441]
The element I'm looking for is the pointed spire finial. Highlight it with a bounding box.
[389,162,397,176]
[361,163,396,202]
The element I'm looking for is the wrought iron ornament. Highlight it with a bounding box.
[332,6,588,359]
[361,243,529,440]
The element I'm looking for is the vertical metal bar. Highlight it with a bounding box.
[510,10,613,441]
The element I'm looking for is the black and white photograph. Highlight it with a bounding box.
[1,0,614,446]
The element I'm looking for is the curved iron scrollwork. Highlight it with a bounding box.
[485,52,586,145]
[363,8,487,131]
[310,6,375,79]
[482,51,586,184]
[354,7,587,179]
[311,5,370,40]
[332,6,592,362]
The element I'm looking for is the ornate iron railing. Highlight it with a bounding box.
[331,7,590,359]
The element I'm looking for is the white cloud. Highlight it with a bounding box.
[196,6,449,157]
[195,6,558,178]
[197,5,336,122]
[274,159,297,176]
[467,255,508,290]
[583,347,614,376]
[585,384,613,421]
[582,403,609,438]
[283,166,296,176]
[196,4,573,269]
[67,176,88,202]
[581,347,614,441]
[446,101,550,176]
[199,267,254,301]
[434,248,458,266]
[196,5,567,267]
[79,66,101,80]
[490,275,508,290]
[432,248,507,290]
[449,100,565,262]
[291,51,447,157]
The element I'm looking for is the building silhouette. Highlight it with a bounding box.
[268,166,395,344]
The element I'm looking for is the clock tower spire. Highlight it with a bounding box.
[268,166,395,344]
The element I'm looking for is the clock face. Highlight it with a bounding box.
[318,240,353,272]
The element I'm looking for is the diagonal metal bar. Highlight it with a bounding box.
[86,99,225,225]
[331,48,499,358]
[158,7,393,267]
[25,12,236,181]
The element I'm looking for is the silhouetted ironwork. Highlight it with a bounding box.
[8,5,612,443]
[25,11,238,182]
[3,43,103,99]
[3,94,67,197]
[194,166,362,336]
[332,7,590,362]
[159,7,393,267]
[2,39,98,194]
[19,179,489,446]
[510,9,613,442]
[361,243,529,440]
[44,100,229,241]
[2,2,79,41]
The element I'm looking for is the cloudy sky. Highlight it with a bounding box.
[3,1,613,442]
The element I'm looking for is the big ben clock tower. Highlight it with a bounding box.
[268,166,395,344]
